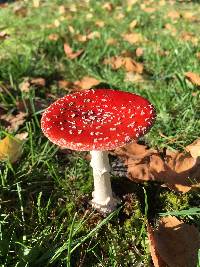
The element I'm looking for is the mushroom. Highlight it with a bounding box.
[41,89,156,213]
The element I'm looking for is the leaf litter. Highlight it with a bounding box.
[114,141,200,193]
[148,216,200,267]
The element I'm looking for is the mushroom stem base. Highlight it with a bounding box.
[90,150,118,213]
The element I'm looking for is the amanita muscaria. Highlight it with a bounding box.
[41,89,156,213]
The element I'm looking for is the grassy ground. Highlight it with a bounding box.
[0,0,200,266]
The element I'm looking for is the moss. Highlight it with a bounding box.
[160,190,190,212]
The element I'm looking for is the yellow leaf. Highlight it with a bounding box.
[0,136,23,163]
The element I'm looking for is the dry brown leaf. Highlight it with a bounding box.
[0,136,23,163]
[0,3,8,8]
[15,132,28,141]
[95,20,105,28]
[87,31,101,40]
[57,80,72,90]
[30,78,46,87]
[76,34,87,43]
[19,79,30,93]
[185,72,200,86]
[13,5,27,17]
[0,112,27,132]
[19,77,45,92]
[152,216,200,267]
[122,33,142,44]
[114,142,200,193]
[102,2,113,11]
[125,72,144,83]
[129,19,137,29]
[182,11,196,21]
[167,10,180,20]
[164,23,177,35]
[180,32,198,45]
[147,224,167,267]
[106,38,117,45]
[0,30,9,40]
[186,139,200,159]
[103,56,143,74]
[123,58,143,73]
[48,33,59,41]
[74,76,100,90]
[127,0,138,9]
[135,47,143,57]
[142,7,156,13]
[64,43,83,59]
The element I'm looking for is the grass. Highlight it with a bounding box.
[0,0,200,266]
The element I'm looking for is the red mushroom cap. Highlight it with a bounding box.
[41,89,156,151]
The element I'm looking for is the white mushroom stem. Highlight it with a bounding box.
[90,150,118,213]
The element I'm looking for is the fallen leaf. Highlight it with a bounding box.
[54,19,60,27]
[102,2,113,11]
[0,30,9,40]
[114,142,200,193]
[167,10,180,20]
[164,23,177,35]
[86,13,93,19]
[186,139,200,159]
[30,78,46,87]
[0,112,27,132]
[15,132,28,140]
[196,52,200,60]
[33,0,40,8]
[87,31,101,40]
[103,56,143,74]
[106,38,117,45]
[19,77,45,92]
[48,33,59,41]
[64,43,83,59]
[129,19,137,29]
[68,25,75,34]
[185,72,200,86]
[159,0,166,6]
[59,5,65,14]
[19,78,30,93]
[0,135,23,163]
[13,5,27,17]
[122,33,142,44]
[0,3,8,8]
[125,72,144,83]
[58,80,72,90]
[74,76,100,90]
[142,7,156,13]
[127,0,138,10]
[149,216,200,267]
[182,11,196,21]
[115,12,125,20]
[95,20,105,28]
[180,32,198,45]
[76,34,87,42]
[135,47,144,57]
[147,224,167,267]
